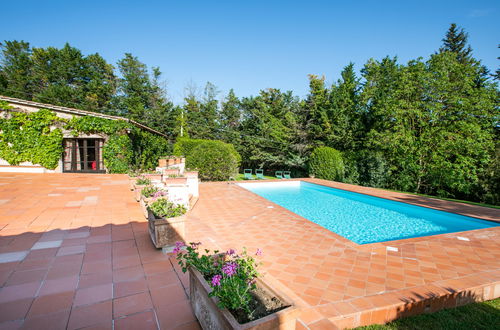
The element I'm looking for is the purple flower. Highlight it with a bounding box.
[173,241,185,254]
[211,274,222,287]
[255,248,263,256]
[226,249,236,256]
[222,261,238,277]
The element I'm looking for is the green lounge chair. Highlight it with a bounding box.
[275,171,283,179]
[256,169,265,180]
[283,171,291,179]
[244,169,254,180]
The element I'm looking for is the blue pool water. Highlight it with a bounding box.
[238,181,499,244]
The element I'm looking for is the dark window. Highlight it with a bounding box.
[62,138,105,173]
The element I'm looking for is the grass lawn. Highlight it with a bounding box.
[234,173,277,181]
[355,298,500,330]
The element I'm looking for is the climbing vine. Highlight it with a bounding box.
[0,106,171,173]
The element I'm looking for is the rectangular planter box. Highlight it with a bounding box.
[140,196,153,219]
[145,173,162,182]
[164,177,188,185]
[189,268,298,330]
[163,168,181,177]
[159,158,168,167]
[134,184,147,202]
[147,209,186,249]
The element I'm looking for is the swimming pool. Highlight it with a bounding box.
[238,181,499,244]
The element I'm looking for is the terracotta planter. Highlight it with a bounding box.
[158,158,168,167]
[147,209,186,248]
[134,184,147,202]
[164,177,188,185]
[188,268,298,330]
[145,174,162,182]
[163,168,180,177]
[128,178,136,191]
[168,158,175,166]
[140,196,153,218]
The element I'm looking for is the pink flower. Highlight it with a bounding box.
[211,274,222,287]
[226,249,236,256]
[222,261,238,277]
[173,241,186,254]
[255,248,263,256]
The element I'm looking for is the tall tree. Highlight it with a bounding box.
[439,23,473,64]
[328,63,363,151]
[0,40,33,99]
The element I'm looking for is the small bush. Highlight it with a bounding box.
[186,140,241,181]
[308,146,344,181]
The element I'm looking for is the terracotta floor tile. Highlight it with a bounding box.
[5,269,47,286]
[0,282,40,303]
[67,300,112,330]
[113,279,148,298]
[73,283,113,307]
[38,275,78,296]
[113,291,153,318]
[0,298,33,323]
[150,283,188,308]
[156,300,195,329]
[113,265,145,283]
[27,291,74,317]
[1,174,499,329]
[114,310,157,330]
[21,310,70,330]
[78,271,113,289]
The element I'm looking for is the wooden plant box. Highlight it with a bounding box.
[147,209,186,249]
[189,268,298,330]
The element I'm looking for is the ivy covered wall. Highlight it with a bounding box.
[0,101,171,173]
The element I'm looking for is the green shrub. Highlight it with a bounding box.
[141,185,159,198]
[308,146,344,181]
[173,138,207,157]
[186,140,241,181]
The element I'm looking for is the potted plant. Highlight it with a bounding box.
[140,186,167,218]
[147,199,187,248]
[134,176,151,201]
[175,243,298,330]
[168,157,176,166]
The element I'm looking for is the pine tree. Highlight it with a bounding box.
[439,23,473,64]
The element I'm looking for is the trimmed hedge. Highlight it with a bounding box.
[173,138,206,157]
[308,146,344,181]
[183,139,241,181]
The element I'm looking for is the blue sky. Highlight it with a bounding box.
[1,0,498,103]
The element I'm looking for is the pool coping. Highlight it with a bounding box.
[234,178,499,249]
[224,178,500,327]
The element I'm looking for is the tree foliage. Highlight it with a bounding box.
[0,23,498,203]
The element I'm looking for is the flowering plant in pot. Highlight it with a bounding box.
[175,242,297,329]
[140,187,167,218]
[146,199,188,248]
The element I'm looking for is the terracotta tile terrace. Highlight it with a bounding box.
[0,174,499,329]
